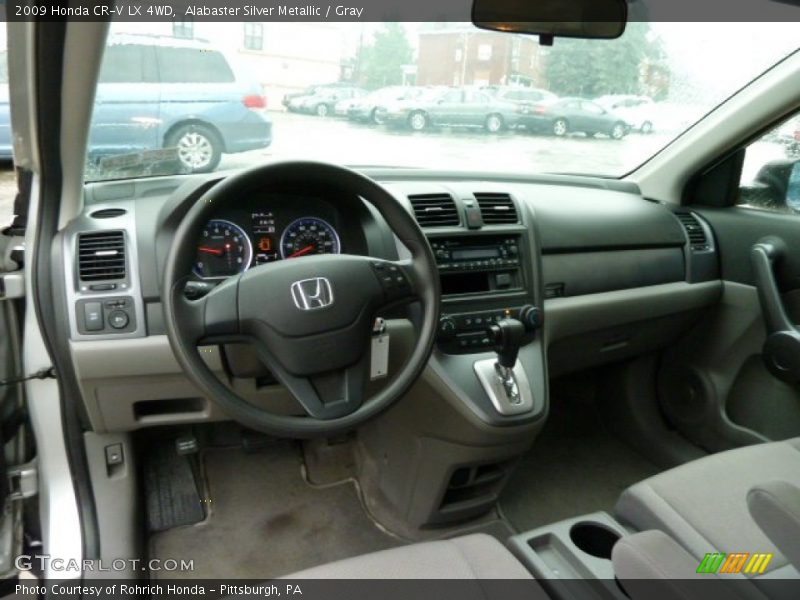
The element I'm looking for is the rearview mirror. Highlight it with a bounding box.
[472,0,627,42]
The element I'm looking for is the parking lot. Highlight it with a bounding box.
[217,111,674,177]
[0,110,791,227]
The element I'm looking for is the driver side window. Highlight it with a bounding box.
[739,114,800,213]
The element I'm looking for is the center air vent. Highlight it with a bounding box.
[674,212,710,251]
[475,193,518,224]
[77,231,127,281]
[408,193,460,227]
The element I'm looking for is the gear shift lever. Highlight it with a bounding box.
[487,318,526,370]
[486,318,526,405]
[474,308,540,416]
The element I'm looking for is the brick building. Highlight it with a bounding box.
[417,25,546,88]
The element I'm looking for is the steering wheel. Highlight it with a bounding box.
[162,161,440,437]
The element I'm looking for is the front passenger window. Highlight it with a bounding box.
[739,114,800,213]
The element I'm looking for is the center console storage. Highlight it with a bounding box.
[508,512,629,599]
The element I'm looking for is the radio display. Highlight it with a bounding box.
[451,248,501,260]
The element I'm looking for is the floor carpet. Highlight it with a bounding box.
[149,443,400,579]
[500,384,660,532]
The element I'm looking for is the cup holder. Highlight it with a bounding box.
[569,521,621,559]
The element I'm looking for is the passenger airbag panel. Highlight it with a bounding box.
[543,248,685,297]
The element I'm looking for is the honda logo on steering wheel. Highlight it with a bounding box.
[290,277,334,310]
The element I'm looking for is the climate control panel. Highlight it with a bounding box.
[437,305,542,354]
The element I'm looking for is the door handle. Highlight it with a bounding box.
[750,237,800,384]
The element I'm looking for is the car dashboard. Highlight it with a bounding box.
[57,167,722,434]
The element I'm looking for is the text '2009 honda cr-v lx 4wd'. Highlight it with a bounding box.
[1,1,800,599]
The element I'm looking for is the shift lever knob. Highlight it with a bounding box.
[487,318,526,369]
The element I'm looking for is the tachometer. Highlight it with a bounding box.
[194,219,253,279]
[280,217,341,259]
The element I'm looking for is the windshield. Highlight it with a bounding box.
[84,21,799,181]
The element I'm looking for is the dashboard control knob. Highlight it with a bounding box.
[519,305,542,331]
[108,310,130,330]
[439,316,457,339]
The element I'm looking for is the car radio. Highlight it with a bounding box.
[430,235,524,296]
[430,236,521,272]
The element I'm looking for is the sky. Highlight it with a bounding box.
[651,23,799,101]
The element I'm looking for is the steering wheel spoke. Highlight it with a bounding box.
[248,337,369,419]
[174,276,241,344]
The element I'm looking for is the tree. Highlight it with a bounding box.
[544,22,667,98]
[355,23,413,89]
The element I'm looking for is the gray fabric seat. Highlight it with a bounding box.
[748,481,800,571]
[615,437,800,581]
[612,530,759,599]
[282,533,533,579]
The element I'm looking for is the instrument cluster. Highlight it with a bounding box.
[193,197,343,280]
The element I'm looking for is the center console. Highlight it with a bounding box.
[357,187,550,536]
[431,233,541,354]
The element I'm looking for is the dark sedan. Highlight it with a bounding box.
[376,88,520,133]
[520,97,629,139]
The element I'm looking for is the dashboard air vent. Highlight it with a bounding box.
[90,208,127,219]
[475,193,518,224]
[674,212,710,251]
[77,231,126,281]
[408,193,460,227]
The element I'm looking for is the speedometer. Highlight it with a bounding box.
[194,219,253,279]
[280,217,341,259]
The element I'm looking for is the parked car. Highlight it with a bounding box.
[334,87,384,117]
[646,101,707,135]
[596,95,656,133]
[334,96,362,117]
[347,86,426,124]
[377,87,520,132]
[282,82,352,112]
[85,34,272,173]
[519,97,629,139]
[489,86,558,108]
[289,87,367,117]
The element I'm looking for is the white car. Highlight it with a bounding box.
[596,95,656,133]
